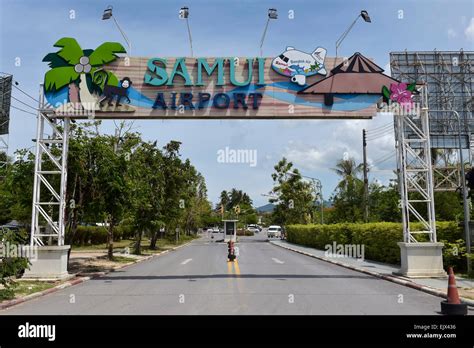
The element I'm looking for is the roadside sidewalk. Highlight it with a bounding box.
[270,239,474,306]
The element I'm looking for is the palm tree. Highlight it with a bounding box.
[331,157,363,190]
[219,190,229,210]
[43,37,126,110]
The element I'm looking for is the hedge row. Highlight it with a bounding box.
[236,229,254,236]
[67,225,136,246]
[286,222,469,271]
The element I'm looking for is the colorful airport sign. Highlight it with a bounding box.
[43,38,395,119]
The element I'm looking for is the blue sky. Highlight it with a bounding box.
[1,0,473,207]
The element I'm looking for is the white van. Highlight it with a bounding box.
[267,225,282,238]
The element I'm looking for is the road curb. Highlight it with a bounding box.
[270,241,474,307]
[0,240,195,311]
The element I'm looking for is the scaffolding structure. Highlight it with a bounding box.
[390,50,474,192]
[0,74,13,175]
[395,86,437,243]
[30,87,70,246]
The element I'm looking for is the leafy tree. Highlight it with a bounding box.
[0,150,35,225]
[367,180,401,222]
[269,158,313,225]
[434,191,463,221]
[125,140,164,254]
[216,188,256,223]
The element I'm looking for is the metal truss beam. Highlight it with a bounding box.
[30,87,70,247]
[395,86,437,243]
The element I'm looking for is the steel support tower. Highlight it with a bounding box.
[30,86,70,246]
[395,86,437,243]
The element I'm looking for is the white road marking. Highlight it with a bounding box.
[272,258,284,264]
[181,258,193,265]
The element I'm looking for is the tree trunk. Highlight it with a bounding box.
[149,230,159,250]
[68,82,81,110]
[78,75,96,111]
[134,228,142,255]
[107,220,115,260]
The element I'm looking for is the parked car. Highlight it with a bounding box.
[247,224,261,233]
[246,226,259,233]
[267,225,282,238]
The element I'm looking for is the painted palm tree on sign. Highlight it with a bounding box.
[43,37,126,110]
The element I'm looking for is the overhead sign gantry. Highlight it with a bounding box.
[27,37,445,279]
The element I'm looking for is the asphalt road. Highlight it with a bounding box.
[1,233,453,315]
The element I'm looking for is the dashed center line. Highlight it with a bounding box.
[181,258,193,265]
[272,258,284,264]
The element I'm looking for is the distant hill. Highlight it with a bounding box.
[256,203,275,213]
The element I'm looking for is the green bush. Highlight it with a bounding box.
[286,222,468,271]
[0,228,30,295]
[237,229,254,236]
[115,224,134,240]
[67,224,138,246]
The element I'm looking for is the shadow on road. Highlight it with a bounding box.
[96,273,377,281]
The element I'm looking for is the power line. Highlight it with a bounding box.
[11,105,36,116]
[11,95,38,111]
[371,151,396,165]
[374,154,395,165]
[366,132,393,141]
[366,122,393,132]
[366,124,393,136]
[372,152,395,164]
[366,130,394,140]
[12,84,41,104]
[366,130,394,141]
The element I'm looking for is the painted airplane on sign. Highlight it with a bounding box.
[271,46,327,86]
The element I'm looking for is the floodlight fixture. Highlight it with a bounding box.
[102,6,113,20]
[360,10,371,23]
[268,8,278,19]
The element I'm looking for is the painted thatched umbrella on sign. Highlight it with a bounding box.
[298,52,401,106]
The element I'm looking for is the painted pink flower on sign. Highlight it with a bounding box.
[389,83,413,109]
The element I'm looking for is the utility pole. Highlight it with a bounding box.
[362,129,369,222]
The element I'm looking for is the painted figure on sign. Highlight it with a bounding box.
[99,77,133,107]
[272,46,327,86]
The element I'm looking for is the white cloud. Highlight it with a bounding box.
[465,18,474,41]
[447,28,457,39]
[283,141,356,172]
[281,117,397,176]
[384,63,391,76]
